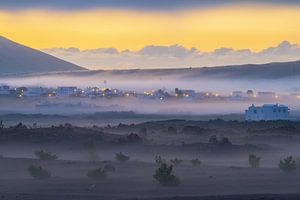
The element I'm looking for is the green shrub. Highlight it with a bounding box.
[87,168,107,180]
[170,157,183,166]
[279,156,298,172]
[248,154,261,168]
[115,152,130,163]
[28,165,51,180]
[153,163,180,186]
[190,158,201,166]
[34,150,57,160]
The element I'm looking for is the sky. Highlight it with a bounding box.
[1,1,300,69]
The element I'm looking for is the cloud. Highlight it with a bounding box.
[42,41,300,70]
[138,45,198,57]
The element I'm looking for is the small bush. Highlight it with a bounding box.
[34,150,57,160]
[170,158,183,166]
[153,163,180,186]
[28,165,51,180]
[87,168,107,180]
[115,152,130,163]
[126,133,143,143]
[190,158,202,166]
[219,137,232,145]
[103,164,116,172]
[248,154,261,168]
[155,155,165,166]
[279,156,298,172]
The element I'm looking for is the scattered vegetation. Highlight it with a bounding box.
[115,152,130,163]
[12,122,27,129]
[190,158,202,166]
[170,157,184,166]
[114,133,143,144]
[219,137,232,145]
[208,135,232,145]
[248,154,261,168]
[34,150,58,160]
[153,163,180,186]
[182,126,205,135]
[279,156,298,172]
[87,168,107,180]
[28,165,51,180]
[126,133,143,143]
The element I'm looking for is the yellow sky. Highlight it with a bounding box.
[0,4,300,51]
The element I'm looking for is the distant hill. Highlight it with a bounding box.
[93,60,300,80]
[0,36,85,74]
[3,59,300,83]
[187,61,300,80]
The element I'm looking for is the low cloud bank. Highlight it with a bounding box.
[43,41,300,70]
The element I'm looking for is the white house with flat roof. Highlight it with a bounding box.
[245,104,290,121]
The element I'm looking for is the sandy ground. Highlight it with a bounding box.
[1,157,300,200]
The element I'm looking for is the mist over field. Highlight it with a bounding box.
[2,61,300,117]
[2,59,300,93]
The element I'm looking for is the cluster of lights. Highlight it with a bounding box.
[6,86,289,101]
[144,90,156,96]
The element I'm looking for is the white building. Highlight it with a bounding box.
[245,104,290,121]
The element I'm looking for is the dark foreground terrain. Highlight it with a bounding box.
[1,119,300,199]
[1,157,300,200]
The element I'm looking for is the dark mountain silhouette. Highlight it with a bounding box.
[0,36,85,74]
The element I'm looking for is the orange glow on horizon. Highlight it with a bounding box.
[0,4,300,51]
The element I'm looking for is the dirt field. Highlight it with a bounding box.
[0,157,300,200]
[1,119,300,199]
